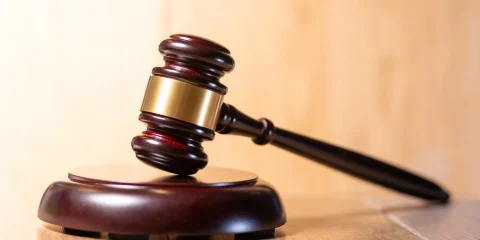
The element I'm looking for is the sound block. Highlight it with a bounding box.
[38,164,286,236]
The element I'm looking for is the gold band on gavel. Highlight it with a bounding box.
[140,76,224,130]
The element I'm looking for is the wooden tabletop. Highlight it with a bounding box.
[37,196,480,240]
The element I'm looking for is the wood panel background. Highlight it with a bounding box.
[0,0,479,239]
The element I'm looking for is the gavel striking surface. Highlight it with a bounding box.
[38,164,286,235]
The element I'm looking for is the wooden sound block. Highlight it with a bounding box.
[38,164,286,237]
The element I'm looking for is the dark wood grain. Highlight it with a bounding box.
[153,34,234,94]
[132,34,234,175]
[131,34,449,201]
[38,165,286,235]
[38,197,424,240]
[132,112,214,175]
[216,103,450,202]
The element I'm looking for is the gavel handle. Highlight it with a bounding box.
[216,103,449,202]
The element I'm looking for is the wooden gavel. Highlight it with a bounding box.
[132,34,449,202]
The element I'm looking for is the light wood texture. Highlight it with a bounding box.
[278,198,417,239]
[367,197,480,240]
[1,0,479,239]
[160,0,480,199]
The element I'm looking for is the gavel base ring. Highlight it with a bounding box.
[38,164,286,236]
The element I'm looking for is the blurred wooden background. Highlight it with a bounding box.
[0,0,479,239]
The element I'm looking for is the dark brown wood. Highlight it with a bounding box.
[39,34,287,237]
[68,164,258,187]
[38,164,286,235]
[216,103,450,202]
[132,112,214,175]
[131,34,449,201]
[153,33,234,94]
[40,197,480,240]
[132,34,234,175]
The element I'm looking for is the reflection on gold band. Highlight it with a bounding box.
[140,76,224,130]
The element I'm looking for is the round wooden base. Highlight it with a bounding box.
[38,164,286,236]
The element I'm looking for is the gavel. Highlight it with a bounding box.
[131,34,449,202]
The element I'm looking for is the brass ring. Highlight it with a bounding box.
[140,76,224,130]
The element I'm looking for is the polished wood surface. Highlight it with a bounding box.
[134,34,448,201]
[153,33,234,94]
[38,165,285,235]
[217,103,449,201]
[2,1,480,239]
[69,164,258,187]
[132,113,214,175]
[38,196,480,239]
[132,34,234,175]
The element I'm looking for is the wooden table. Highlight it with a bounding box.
[37,196,480,240]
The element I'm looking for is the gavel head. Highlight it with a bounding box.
[131,34,234,175]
